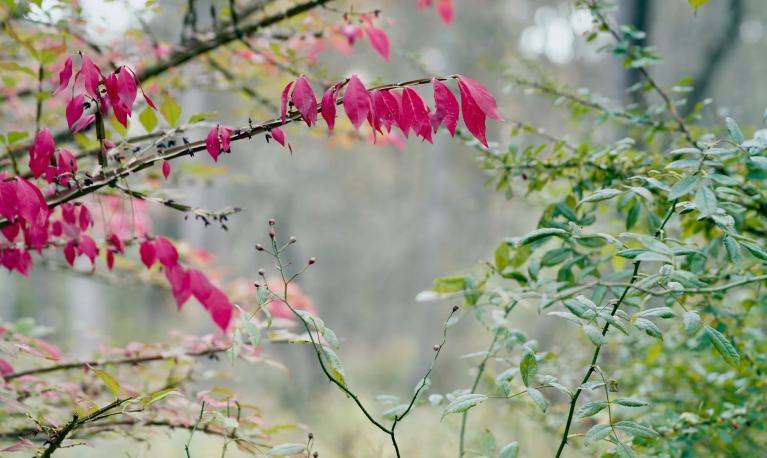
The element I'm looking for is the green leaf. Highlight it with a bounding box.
[583,324,606,346]
[243,320,261,347]
[633,318,663,339]
[140,388,178,407]
[668,176,699,200]
[576,400,608,418]
[5,131,29,145]
[723,235,744,265]
[495,242,510,271]
[509,228,567,246]
[480,429,496,456]
[94,369,120,398]
[634,251,672,263]
[188,111,218,123]
[138,106,158,133]
[526,387,548,413]
[540,247,571,266]
[442,393,488,417]
[725,117,744,144]
[498,442,519,458]
[381,404,408,420]
[683,311,702,336]
[321,346,347,387]
[520,350,537,387]
[433,276,465,293]
[584,424,612,446]
[614,420,659,438]
[638,307,675,319]
[741,241,767,262]
[694,184,717,217]
[705,326,740,368]
[613,397,648,407]
[160,95,182,127]
[267,443,306,456]
[579,188,623,205]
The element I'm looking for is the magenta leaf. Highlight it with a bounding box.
[28,129,55,179]
[206,126,221,161]
[321,86,337,132]
[457,75,502,120]
[54,56,73,94]
[431,79,459,135]
[343,75,371,130]
[280,80,294,124]
[365,26,390,62]
[291,75,318,126]
[155,236,179,267]
[139,239,156,269]
[162,160,171,179]
[437,0,454,24]
[458,79,488,146]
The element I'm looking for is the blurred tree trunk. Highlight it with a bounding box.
[620,0,654,105]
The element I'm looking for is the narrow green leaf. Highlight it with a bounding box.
[495,242,510,271]
[498,442,520,458]
[442,393,488,417]
[683,311,702,336]
[526,387,548,413]
[668,176,699,200]
[576,400,608,418]
[705,326,740,368]
[579,188,623,205]
[584,424,612,446]
[94,369,120,398]
[613,397,648,407]
[633,318,663,340]
[267,443,306,456]
[694,184,717,217]
[520,351,537,387]
[583,324,606,346]
[725,117,744,144]
[614,420,659,438]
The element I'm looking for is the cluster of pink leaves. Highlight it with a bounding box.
[0,54,233,331]
[57,54,157,132]
[139,238,233,331]
[417,0,455,24]
[272,73,501,148]
[335,14,391,61]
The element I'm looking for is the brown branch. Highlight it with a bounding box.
[4,347,228,381]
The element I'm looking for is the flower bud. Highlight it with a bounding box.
[433,345,440,352]
[308,257,316,265]
[258,268,266,276]
[255,243,264,251]
[268,218,276,226]
[452,305,459,312]
[289,236,297,244]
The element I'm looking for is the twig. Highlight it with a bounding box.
[185,401,206,458]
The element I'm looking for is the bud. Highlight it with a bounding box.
[308,257,316,265]
[452,305,459,312]
[268,218,276,226]
[313,453,319,458]
[255,243,264,251]
[269,228,276,240]
[433,344,440,352]
[308,432,314,440]
[253,282,260,288]
[289,236,297,244]
[258,268,266,276]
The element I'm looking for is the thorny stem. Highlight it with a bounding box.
[262,228,455,458]
[3,347,228,381]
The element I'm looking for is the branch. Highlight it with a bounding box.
[0,75,452,229]
[3,346,228,381]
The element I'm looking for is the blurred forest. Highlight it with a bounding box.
[1,0,765,456]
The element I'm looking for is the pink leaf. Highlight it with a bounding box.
[188,268,213,304]
[0,357,13,376]
[206,126,221,161]
[343,75,371,130]
[79,204,92,231]
[109,233,125,254]
[63,240,76,266]
[165,264,191,309]
[15,178,48,224]
[321,86,337,132]
[457,75,502,120]
[55,149,78,185]
[77,55,103,99]
[291,75,318,126]
[403,87,432,142]
[154,236,178,267]
[203,288,233,331]
[125,67,156,109]
[0,180,18,221]
[1,222,19,242]
[77,234,99,265]
[430,79,459,135]
[280,80,294,124]
[457,79,488,147]
[220,126,232,153]
[162,160,171,179]
[74,114,95,133]
[365,26,390,62]
[65,95,84,129]
[106,249,115,270]
[437,0,454,24]
[139,239,156,269]
[271,127,286,147]
[28,128,55,179]
[54,56,73,94]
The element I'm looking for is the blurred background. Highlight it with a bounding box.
[2,0,766,456]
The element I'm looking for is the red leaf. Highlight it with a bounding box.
[55,149,78,185]
[106,249,115,270]
[203,288,233,331]
[54,56,73,94]
[457,75,502,120]
[65,95,84,129]
[437,0,454,24]
[78,204,92,231]
[0,180,18,221]
[321,86,337,132]
[139,239,156,269]
[15,178,48,224]
[125,67,156,109]
[77,55,104,99]
[162,160,171,179]
[165,264,191,309]
[430,79,459,135]
[206,126,221,161]
[77,234,99,265]
[0,358,13,376]
[365,26,390,62]
[1,222,19,242]
[343,75,371,130]
[188,268,213,304]
[28,128,55,179]
[220,126,232,153]
[457,79,488,147]
[154,236,178,267]
[291,75,318,126]
[109,233,125,254]
[271,127,287,147]
[403,87,432,142]
[63,240,76,266]
[280,80,294,124]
